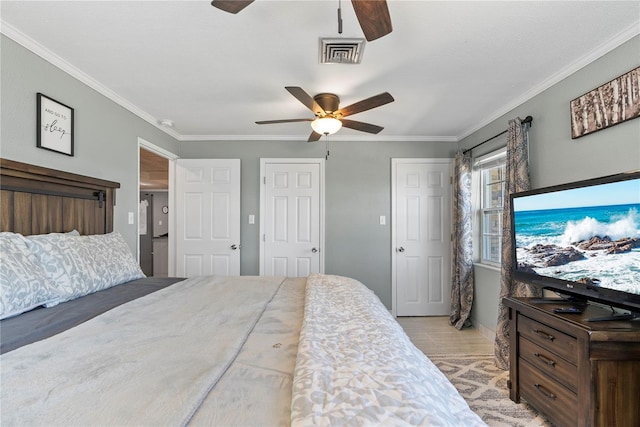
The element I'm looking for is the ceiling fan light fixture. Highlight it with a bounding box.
[311,117,342,135]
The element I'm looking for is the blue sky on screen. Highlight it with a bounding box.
[514,178,640,212]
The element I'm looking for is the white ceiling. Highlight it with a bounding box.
[2,1,639,142]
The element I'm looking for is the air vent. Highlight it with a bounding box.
[319,38,366,64]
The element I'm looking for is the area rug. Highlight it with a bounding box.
[429,354,552,427]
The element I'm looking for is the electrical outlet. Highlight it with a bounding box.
[128,212,135,224]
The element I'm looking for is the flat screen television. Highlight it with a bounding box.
[510,169,640,318]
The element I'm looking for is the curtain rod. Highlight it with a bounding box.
[463,116,533,155]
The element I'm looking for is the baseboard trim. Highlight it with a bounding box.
[477,323,496,343]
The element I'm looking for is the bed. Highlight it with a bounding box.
[0,158,486,426]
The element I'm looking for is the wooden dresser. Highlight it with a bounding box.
[503,297,640,427]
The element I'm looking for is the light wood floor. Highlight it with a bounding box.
[397,316,494,356]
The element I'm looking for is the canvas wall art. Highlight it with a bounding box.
[570,66,639,139]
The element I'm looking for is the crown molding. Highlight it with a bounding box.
[456,21,640,141]
[0,20,464,144]
[1,21,181,141]
[178,134,458,143]
[3,18,637,145]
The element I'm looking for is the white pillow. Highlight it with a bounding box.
[0,232,61,319]
[27,231,146,304]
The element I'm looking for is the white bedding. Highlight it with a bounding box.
[189,276,306,426]
[0,275,286,426]
[1,274,485,426]
[291,274,486,426]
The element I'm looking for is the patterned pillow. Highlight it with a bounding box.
[0,232,61,319]
[27,231,146,304]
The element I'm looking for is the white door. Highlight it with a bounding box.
[260,159,324,277]
[175,159,241,277]
[392,159,452,316]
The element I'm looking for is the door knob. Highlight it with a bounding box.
[230,244,241,250]
[397,246,405,252]
[311,247,319,253]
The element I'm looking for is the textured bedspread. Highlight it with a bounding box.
[0,275,285,426]
[291,274,487,426]
[190,277,306,426]
[0,276,185,354]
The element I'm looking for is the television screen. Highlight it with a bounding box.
[511,171,640,312]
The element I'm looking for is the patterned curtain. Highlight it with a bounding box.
[494,117,542,370]
[450,150,474,330]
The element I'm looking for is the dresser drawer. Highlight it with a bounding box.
[519,359,577,427]
[519,336,578,392]
[518,314,577,364]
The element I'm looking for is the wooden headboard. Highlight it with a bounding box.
[0,159,120,235]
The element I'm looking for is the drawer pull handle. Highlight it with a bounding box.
[534,383,556,400]
[532,328,555,341]
[533,352,557,367]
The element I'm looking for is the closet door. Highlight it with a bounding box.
[260,159,324,277]
[175,159,241,277]
[392,159,452,316]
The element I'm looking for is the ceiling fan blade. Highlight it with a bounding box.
[285,86,326,115]
[255,118,313,125]
[210,0,254,14]
[336,92,394,118]
[308,131,322,143]
[351,0,393,41]
[340,119,384,134]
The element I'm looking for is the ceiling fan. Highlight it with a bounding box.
[210,0,393,41]
[255,86,394,142]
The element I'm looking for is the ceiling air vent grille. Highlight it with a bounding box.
[319,38,365,64]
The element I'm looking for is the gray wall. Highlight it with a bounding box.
[179,140,458,307]
[1,32,457,309]
[1,35,180,252]
[3,29,638,315]
[459,35,640,333]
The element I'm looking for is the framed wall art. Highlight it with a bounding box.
[570,66,640,139]
[37,93,74,156]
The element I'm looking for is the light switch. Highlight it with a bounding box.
[379,215,386,225]
[128,212,135,224]
[248,214,255,225]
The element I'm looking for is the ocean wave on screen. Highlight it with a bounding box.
[532,251,640,294]
[516,234,562,248]
[560,208,639,245]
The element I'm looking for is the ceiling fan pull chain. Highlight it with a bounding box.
[337,0,343,34]
[325,136,331,160]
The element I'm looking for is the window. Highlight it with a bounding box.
[475,149,506,265]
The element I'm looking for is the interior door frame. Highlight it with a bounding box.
[137,137,179,275]
[259,158,325,276]
[391,158,453,317]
